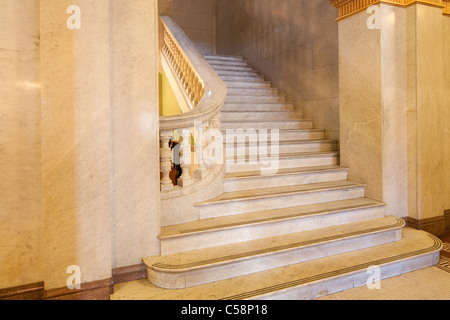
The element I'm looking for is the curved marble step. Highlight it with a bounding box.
[227,87,279,95]
[204,54,244,62]
[223,80,272,89]
[222,102,295,112]
[194,180,365,219]
[145,216,405,289]
[221,128,326,141]
[129,229,441,300]
[216,70,260,77]
[221,118,313,130]
[211,65,255,72]
[221,110,303,121]
[219,75,266,82]
[226,150,339,173]
[207,60,249,67]
[225,139,338,156]
[223,165,348,192]
[226,94,286,103]
[223,228,442,300]
[159,197,386,254]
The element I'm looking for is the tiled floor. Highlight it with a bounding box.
[316,264,450,300]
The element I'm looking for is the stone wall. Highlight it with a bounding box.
[216,0,340,140]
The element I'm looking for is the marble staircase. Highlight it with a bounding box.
[145,54,442,300]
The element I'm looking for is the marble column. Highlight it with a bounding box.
[406,4,446,230]
[40,0,112,290]
[338,3,408,219]
[109,0,161,269]
[338,2,447,233]
[0,0,42,290]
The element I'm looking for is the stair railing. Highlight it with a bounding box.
[159,16,227,192]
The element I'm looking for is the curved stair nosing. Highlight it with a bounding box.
[159,200,386,240]
[227,234,442,300]
[153,217,405,272]
[146,218,406,289]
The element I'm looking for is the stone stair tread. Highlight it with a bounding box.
[224,165,347,180]
[224,101,294,106]
[131,229,441,300]
[222,109,299,113]
[204,54,243,60]
[160,198,385,239]
[222,128,324,133]
[145,216,404,273]
[208,61,250,67]
[225,139,337,146]
[195,180,364,206]
[221,118,313,123]
[227,150,339,161]
[223,81,272,88]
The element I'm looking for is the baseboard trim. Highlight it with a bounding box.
[445,210,450,231]
[112,263,147,285]
[0,282,44,300]
[406,216,446,237]
[0,263,147,300]
[44,278,113,300]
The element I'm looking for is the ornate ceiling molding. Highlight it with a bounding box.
[329,0,450,20]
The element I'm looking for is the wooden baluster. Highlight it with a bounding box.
[177,128,194,187]
[160,130,174,191]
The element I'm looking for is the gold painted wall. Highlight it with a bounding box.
[159,71,182,116]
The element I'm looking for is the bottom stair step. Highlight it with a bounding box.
[116,228,441,300]
[144,216,405,289]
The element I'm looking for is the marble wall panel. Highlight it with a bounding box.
[444,16,450,212]
[216,0,340,140]
[172,0,217,54]
[0,1,42,289]
[109,0,161,269]
[40,0,112,290]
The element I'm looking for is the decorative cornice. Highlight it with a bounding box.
[329,0,450,20]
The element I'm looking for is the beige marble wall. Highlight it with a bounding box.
[407,4,446,221]
[380,5,408,219]
[40,0,112,289]
[109,0,161,269]
[171,0,217,55]
[443,15,450,213]
[216,0,340,140]
[338,8,383,203]
[339,3,447,221]
[0,0,42,290]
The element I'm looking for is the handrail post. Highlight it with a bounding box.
[160,130,174,191]
[194,121,209,180]
[177,128,194,187]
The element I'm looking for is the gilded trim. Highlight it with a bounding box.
[329,0,450,20]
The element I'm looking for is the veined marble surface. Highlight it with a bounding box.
[40,0,112,289]
[0,0,42,289]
